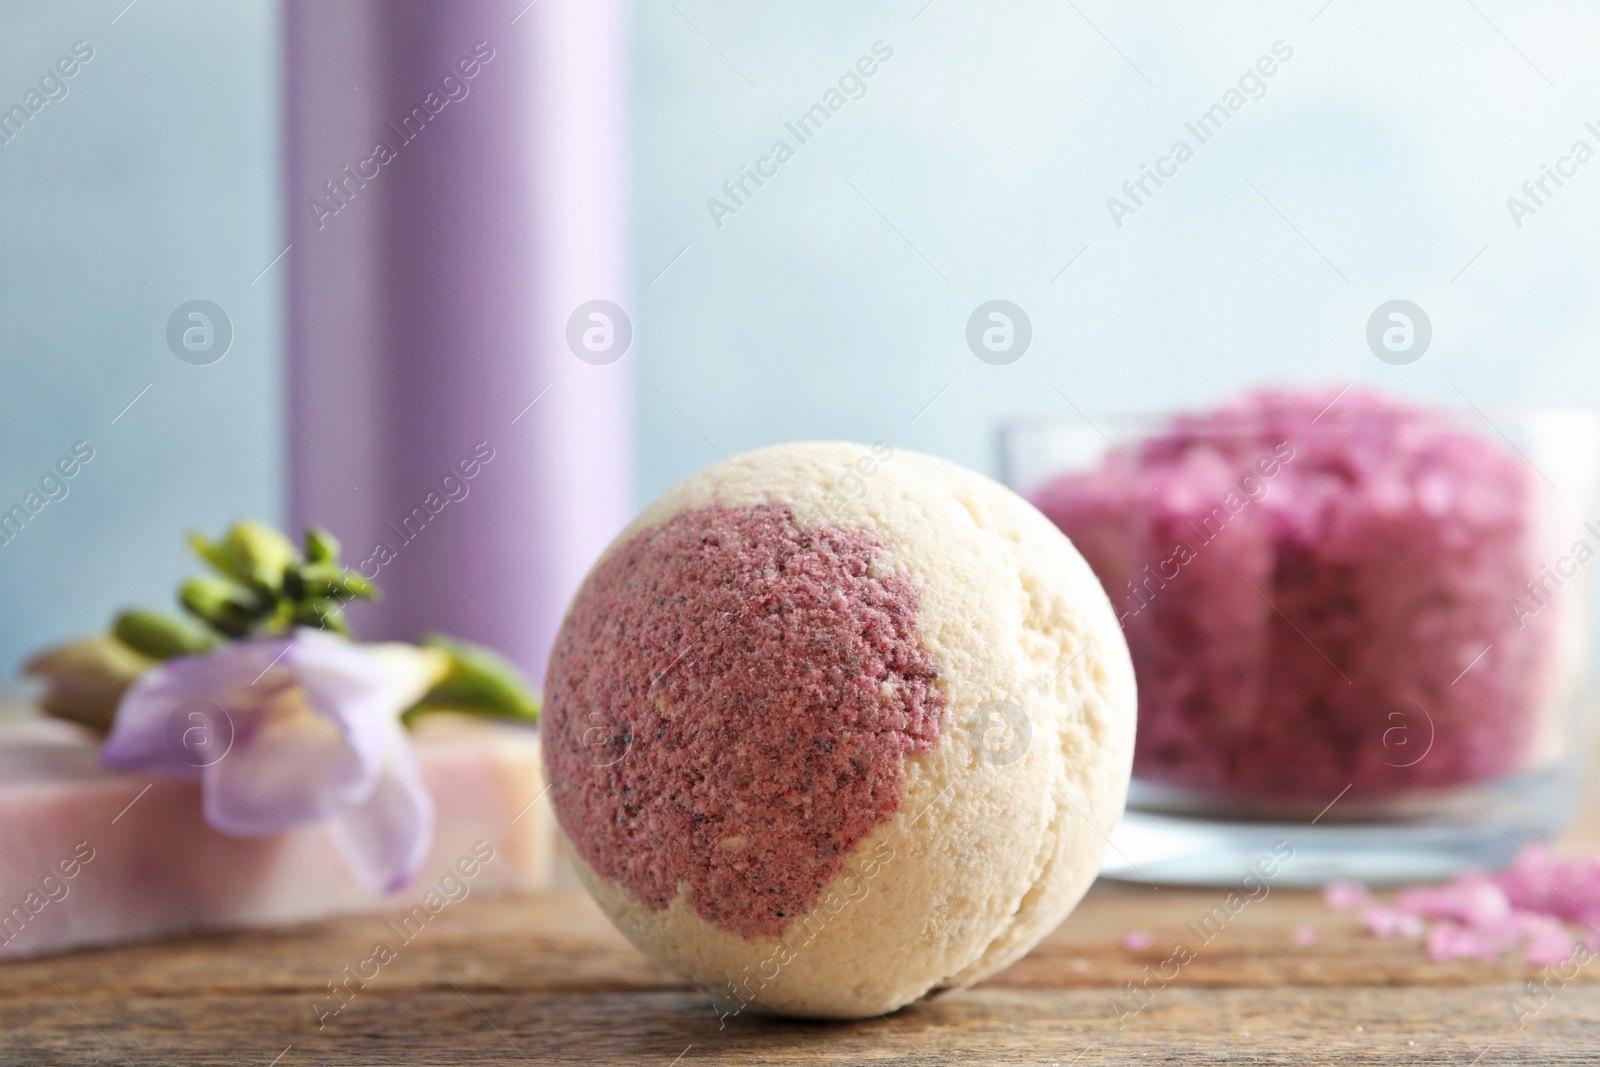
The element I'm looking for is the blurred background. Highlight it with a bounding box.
[3,0,1599,685]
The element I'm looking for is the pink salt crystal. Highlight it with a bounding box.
[1491,846,1564,914]
[1425,915,1522,962]
[1350,852,1600,965]
[1292,924,1320,946]
[1424,921,1473,961]
[1493,846,1600,929]
[1362,905,1424,939]
[1394,873,1510,927]
[1121,930,1153,951]
[1521,915,1578,968]
[1323,879,1371,912]
[1425,922,1481,962]
[1032,387,1552,803]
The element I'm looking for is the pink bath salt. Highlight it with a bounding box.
[543,501,945,941]
[1032,387,1552,803]
[1323,879,1371,912]
[1363,905,1424,939]
[1520,914,1579,968]
[1492,846,1600,928]
[1426,918,1521,962]
[1394,874,1510,927]
[1345,850,1600,968]
[1491,845,1565,915]
[1121,930,1153,951]
[1292,924,1320,947]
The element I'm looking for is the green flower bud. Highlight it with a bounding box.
[295,562,377,601]
[222,521,297,592]
[112,609,217,660]
[335,571,377,601]
[187,531,238,580]
[179,577,255,638]
[252,596,295,636]
[171,521,374,642]
[293,596,351,636]
[304,526,340,564]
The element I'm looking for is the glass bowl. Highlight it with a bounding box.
[1004,389,1600,885]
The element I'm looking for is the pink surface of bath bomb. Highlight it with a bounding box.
[545,499,944,941]
[1032,388,1553,803]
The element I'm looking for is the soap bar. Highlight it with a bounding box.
[0,713,553,959]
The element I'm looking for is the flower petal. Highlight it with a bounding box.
[282,633,435,776]
[101,636,316,777]
[102,630,441,883]
[100,675,204,779]
[97,645,294,779]
[202,683,373,834]
[325,728,435,893]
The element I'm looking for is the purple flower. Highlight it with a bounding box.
[101,630,442,893]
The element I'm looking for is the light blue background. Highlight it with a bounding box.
[4,0,1600,682]
[633,0,1600,497]
[0,0,282,684]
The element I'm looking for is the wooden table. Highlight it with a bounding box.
[5,846,1597,1066]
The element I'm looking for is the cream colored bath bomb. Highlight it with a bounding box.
[542,442,1136,1019]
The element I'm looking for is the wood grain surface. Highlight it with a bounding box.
[6,679,1596,1067]
[4,861,1597,1065]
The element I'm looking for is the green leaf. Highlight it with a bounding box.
[404,634,540,726]
[112,609,217,659]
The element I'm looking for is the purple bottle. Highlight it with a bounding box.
[283,0,633,680]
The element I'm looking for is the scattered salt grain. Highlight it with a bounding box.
[1492,845,1600,928]
[1121,930,1153,951]
[1334,848,1600,966]
[1361,905,1424,939]
[1292,924,1320,946]
[1521,914,1578,968]
[1394,874,1509,927]
[1323,879,1371,912]
[1426,917,1520,962]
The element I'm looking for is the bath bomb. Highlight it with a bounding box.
[542,442,1136,1019]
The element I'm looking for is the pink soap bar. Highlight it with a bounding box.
[1033,388,1554,802]
[0,714,554,960]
